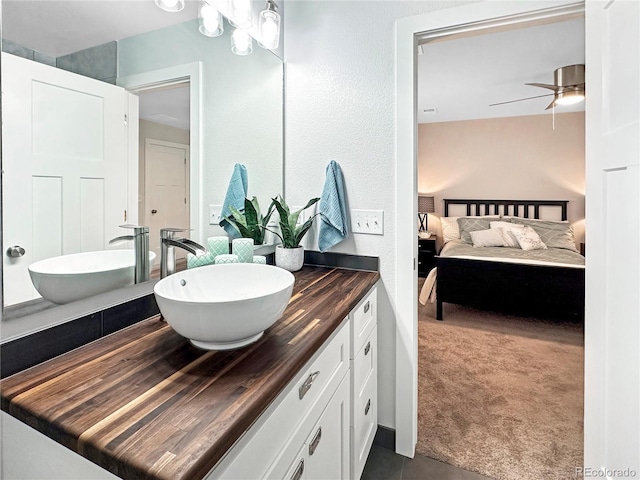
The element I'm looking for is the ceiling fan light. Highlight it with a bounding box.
[554,90,585,106]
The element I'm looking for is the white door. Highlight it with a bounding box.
[144,139,190,263]
[2,52,131,306]
[585,0,640,475]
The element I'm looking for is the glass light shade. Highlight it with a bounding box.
[229,0,253,29]
[199,1,224,37]
[231,28,253,56]
[154,0,185,12]
[258,9,280,49]
[554,90,585,106]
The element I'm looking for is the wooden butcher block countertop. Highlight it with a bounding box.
[1,266,379,480]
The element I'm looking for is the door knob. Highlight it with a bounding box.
[6,245,26,258]
[151,209,158,214]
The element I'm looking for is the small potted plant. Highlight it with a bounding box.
[268,196,320,271]
[223,197,275,245]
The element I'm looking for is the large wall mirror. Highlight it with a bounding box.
[1,0,284,329]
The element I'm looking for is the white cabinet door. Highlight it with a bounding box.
[2,52,131,305]
[305,374,350,480]
[585,0,640,475]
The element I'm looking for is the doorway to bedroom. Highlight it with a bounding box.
[415,13,586,480]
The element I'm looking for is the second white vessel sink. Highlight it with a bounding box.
[154,263,295,350]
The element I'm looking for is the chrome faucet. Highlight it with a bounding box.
[160,227,206,278]
[109,225,150,284]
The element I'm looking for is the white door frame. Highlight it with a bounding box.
[118,62,203,244]
[394,0,585,457]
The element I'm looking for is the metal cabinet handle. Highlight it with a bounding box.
[365,399,371,416]
[364,301,370,314]
[6,246,26,258]
[151,209,158,214]
[299,371,320,400]
[364,341,371,356]
[291,459,304,480]
[309,427,322,456]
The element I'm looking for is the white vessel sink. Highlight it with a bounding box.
[154,263,295,350]
[29,250,156,304]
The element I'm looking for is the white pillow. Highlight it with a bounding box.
[490,221,526,248]
[441,215,500,244]
[512,225,548,251]
[470,228,507,248]
[440,217,460,244]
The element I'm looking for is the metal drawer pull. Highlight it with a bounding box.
[365,399,371,416]
[291,459,304,480]
[309,427,322,456]
[364,301,370,314]
[299,371,320,400]
[364,341,371,356]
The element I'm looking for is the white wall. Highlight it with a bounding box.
[418,112,586,246]
[284,0,473,429]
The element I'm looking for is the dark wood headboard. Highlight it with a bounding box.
[443,199,568,221]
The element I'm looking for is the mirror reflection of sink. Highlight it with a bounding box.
[154,264,295,350]
[28,250,157,305]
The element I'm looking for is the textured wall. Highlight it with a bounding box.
[284,0,472,429]
[418,112,586,245]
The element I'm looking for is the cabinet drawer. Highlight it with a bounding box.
[350,286,377,358]
[353,329,376,399]
[266,373,350,480]
[208,320,350,480]
[351,329,377,480]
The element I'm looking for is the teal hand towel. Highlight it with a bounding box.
[220,163,248,237]
[319,160,349,252]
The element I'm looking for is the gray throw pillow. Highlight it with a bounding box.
[457,217,493,244]
[510,218,578,252]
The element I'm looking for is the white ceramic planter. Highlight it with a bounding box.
[275,245,304,272]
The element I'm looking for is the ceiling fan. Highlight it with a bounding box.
[490,64,585,110]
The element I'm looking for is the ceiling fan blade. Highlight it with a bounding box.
[545,99,557,110]
[489,92,556,107]
[525,82,561,91]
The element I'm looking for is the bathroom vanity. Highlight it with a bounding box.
[0,266,379,480]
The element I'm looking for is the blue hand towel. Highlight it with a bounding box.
[319,160,349,252]
[220,163,248,237]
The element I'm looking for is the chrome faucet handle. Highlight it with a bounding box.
[119,224,150,235]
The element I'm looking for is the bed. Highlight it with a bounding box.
[423,199,585,321]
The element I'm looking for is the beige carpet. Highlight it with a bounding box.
[417,285,584,480]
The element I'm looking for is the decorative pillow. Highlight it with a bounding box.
[510,218,578,252]
[470,228,507,248]
[512,225,548,251]
[441,215,500,244]
[490,221,526,248]
[440,217,461,244]
[457,217,493,244]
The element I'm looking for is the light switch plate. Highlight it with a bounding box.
[209,205,223,225]
[351,209,384,235]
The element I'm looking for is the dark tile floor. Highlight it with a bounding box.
[362,444,494,480]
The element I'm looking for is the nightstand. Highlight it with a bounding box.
[418,238,437,277]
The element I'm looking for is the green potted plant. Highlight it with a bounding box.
[223,197,275,245]
[268,196,320,271]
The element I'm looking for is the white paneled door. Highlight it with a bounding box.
[585,0,640,476]
[144,139,190,264]
[2,53,133,306]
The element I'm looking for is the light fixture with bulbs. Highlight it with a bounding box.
[155,0,185,13]
[258,0,281,50]
[199,1,223,37]
[155,0,281,56]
